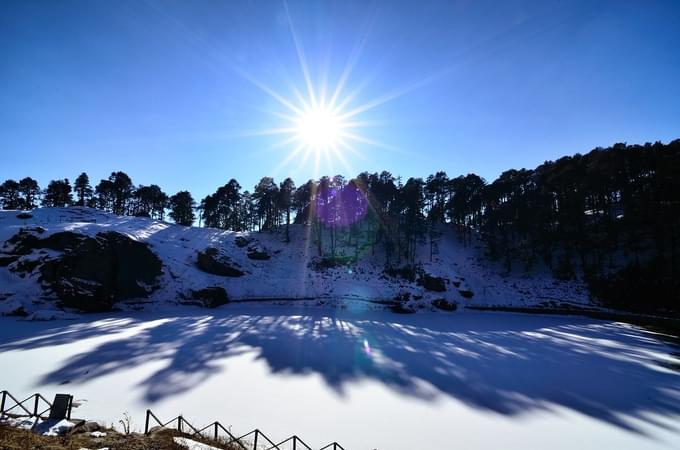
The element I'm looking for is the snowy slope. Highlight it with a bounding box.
[0,207,590,315]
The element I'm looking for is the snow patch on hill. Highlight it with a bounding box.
[0,207,591,315]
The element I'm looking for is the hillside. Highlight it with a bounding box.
[0,207,591,317]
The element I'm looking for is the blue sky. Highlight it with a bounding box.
[1,0,679,200]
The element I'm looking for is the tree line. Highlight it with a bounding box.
[1,140,679,311]
[0,172,196,226]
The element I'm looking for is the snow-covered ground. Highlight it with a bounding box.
[1,305,679,449]
[0,207,590,315]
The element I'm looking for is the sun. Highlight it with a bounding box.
[294,106,344,149]
[232,4,410,176]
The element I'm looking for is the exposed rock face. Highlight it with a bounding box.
[432,299,458,311]
[190,287,229,308]
[0,254,19,267]
[4,230,162,312]
[38,231,87,251]
[419,274,447,292]
[44,232,162,311]
[196,247,244,277]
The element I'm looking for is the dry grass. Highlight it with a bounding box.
[0,424,243,450]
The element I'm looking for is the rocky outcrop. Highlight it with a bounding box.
[4,230,162,312]
[190,287,229,308]
[418,273,447,292]
[196,248,244,277]
[0,254,19,267]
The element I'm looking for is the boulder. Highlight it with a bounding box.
[73,421,101,433]
[234,236,251,248]
[419,274,447,292]
[34,231,163,312]
[247,245,270,260]
[190,287,229,308]
[458,289,474,299]
[196,248,244,277]
[391,304,416,314]
[432,299,458,311]
[390,291,415,313]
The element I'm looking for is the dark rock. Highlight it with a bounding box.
[3,305,27,317]
[247,251,270,260]
[16,212,33,220]
[433,299,458,311]
[197,248,244,277]
[74,421,101,433]
[419,274,447,292]
[11,257,43,273]
[247,246,271,260]
[391,304,416,314]
[37,232,163,312]
[6,230,41,255]
[0,254,19,267]
[234,236,250,248]
[190,287,229,308]
[38,231,87,251]
[384,266,418,282]
[458,289,474,299]
[394,291,411,303]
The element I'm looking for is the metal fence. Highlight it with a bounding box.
[144,409,346,450]
[1,391,345,449]
[0,390,72,420]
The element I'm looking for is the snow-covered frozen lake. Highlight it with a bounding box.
[1,305,679,449]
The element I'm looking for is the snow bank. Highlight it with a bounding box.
[174,437,222,450]
[0,415,76,436]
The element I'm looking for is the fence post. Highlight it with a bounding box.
[145,410,150,435]
[253,429,259,449]
[33,394,39,417]
[293,436,297,450]
[214,422,218,441]
[178,416,183,433]
[1,391,6,415]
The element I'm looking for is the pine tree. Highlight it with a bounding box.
[74,172,93,206]
[18,177,40,210]
[279,178,296,242]
[42,179,73,207]
[169,191,196,226]
[0,179,21,210]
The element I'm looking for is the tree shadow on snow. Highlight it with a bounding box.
[1,308,680,437]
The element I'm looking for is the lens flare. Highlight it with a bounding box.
[363,338,372,356]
